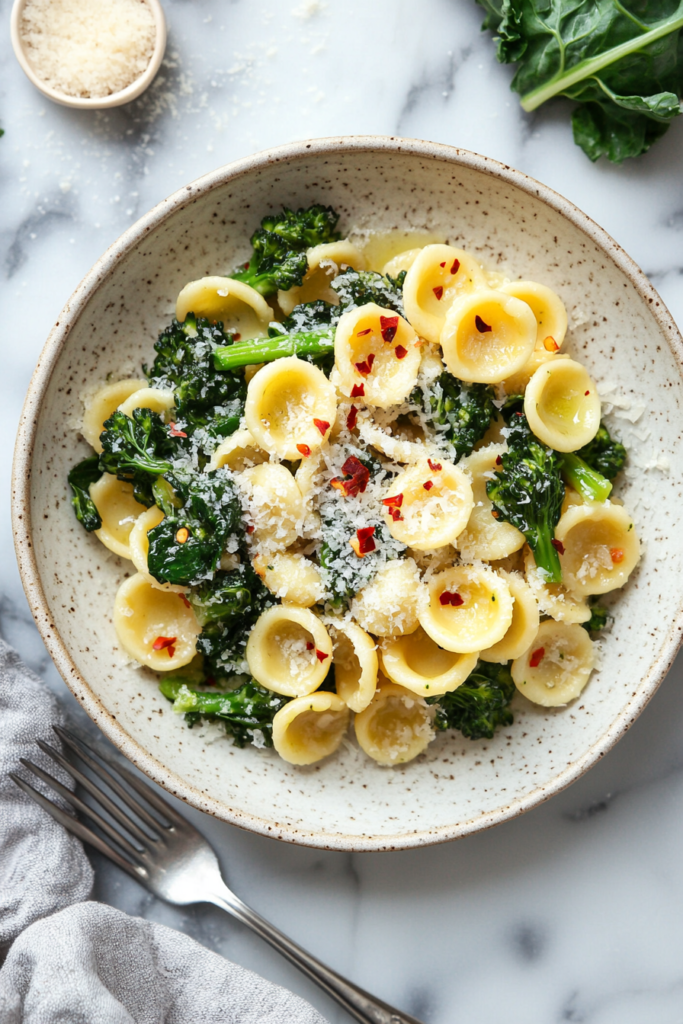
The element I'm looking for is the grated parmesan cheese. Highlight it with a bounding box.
[20,0,156,99]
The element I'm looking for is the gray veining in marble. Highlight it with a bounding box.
[2,0,683,1021]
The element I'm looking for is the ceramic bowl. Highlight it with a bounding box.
[10,0,166,110]
[12,138,683,851]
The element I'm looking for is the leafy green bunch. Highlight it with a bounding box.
[413,373,497,461]
[230,204,341,296]
[159,677,289,748]
[428,661,515,740]
[478,0,683,162]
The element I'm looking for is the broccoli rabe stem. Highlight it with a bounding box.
[213,328,334,371]
[159,678,239,715]
[561,453,613,503]
[531,528,562,583]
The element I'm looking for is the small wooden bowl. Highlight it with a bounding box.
[10,0,166,110]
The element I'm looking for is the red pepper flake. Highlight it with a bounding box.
[351,383,365,398]
[356,526,376,554]
[356,327,372,336]
[297,443,311,458]
[427,459,442,472]
[439,261,446,268]
[439,591,464,607]
[246,524,255,534]
[423,480,434,491]
[178,594,191,609]
[315,649,330,663]
[153,636,177,658]
[169,422,188,438]
[433,286,444,301]
[243,262,250,270]
[584,390,590,396]
[395,345,408,360]
[346,405,358,431]
[450,259,461,275]
[529,647,545,668]
[389,508,403,522]
[313,418,330,436]
[495,455,502,466]
[205,676,216,687]
[232,333,241,342]
[491,510,500,518]
[551,539,565,555]
[610,547,625,564]
[330,456,371,498]
[355,353,375,376]
[382,493,404,508]
[380,315,399,343]
[306,641,314,651]
[543,336,559,352]
[175,527,190,544]
[475,315,492,333]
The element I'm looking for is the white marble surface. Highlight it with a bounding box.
[2,1,683,1021]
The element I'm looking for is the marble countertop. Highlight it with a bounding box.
[2,1,683,1021]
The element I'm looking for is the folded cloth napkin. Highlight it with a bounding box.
[0,639,327,1023]
[0,902,327,1023]
[0,638,93,953]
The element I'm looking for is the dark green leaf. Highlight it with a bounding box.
[428,661,515,740]
[68,457,102,532]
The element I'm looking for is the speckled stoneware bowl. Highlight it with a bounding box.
[12,137,683,851]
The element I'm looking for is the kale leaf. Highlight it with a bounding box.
[146,471,242,587]
[159,676,289,748]
[428,661,515,740]
[68,456,102,532]
[478,0,683,162]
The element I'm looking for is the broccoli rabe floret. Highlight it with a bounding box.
[487,412,565,582]
[67,456,102,532]
[159,676,289,748]
[583,603,611,634]
[146,471,242,587]
[330,268,406,316]
[146,313,246,439]
[98,408,176,506]
[229,204,340,297]
[428,661,515,740]
[413,372,496,461]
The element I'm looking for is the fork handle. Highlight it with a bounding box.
[206,887,424,1024]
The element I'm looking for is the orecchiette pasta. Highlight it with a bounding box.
[511,620,594,706]
[244,356,337,460]
[457,445,525,561]
[246,605,333,697]
[351,559,424,638]
[500,280,568,351]
[238,462,306,552]
[354,682,434,766]
[382,458,474,551]
[118,387,175,420]
[128,505,187,594]
[381,247,422,278]
[479,570,539,663]
[441,290,537,383]
[524,357,601,452]
[333,303,421,409]
[554,503,640,596]
[277,240,365,315]
[501,350,568,397]
[113,573,200,670]
[81,378,147,452]
[176,276,271,338]
[89,474,147,559]
[419,565,514,653]
[380,627,478,697]
[209,428,270,473]
[523,547,592,624]
[330,621,379,713]
[271,692,349,765]
[253,551,325,607]
[402,244,486,344]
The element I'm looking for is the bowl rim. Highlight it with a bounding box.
[12,135,683,851]
[10,0,167,110]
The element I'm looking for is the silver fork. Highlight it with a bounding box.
[11,725,424,1024]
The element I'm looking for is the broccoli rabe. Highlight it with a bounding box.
[428,661,515,740]
[413,373,496,461]
[159,677,289,748]
[190,564,274,677]
[561,423,627,503]
[146,313,246,439]
[229,204,340,297]
[68,457,102,532]
[487,412,565,582]
[99,408,176,506]
[561,453,613,503]
[213,269,407,373]
[146,471,242,587]
[583,603,611,634]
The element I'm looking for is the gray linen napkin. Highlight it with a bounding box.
[0,902,327,1023]
[0,639,327,1022]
